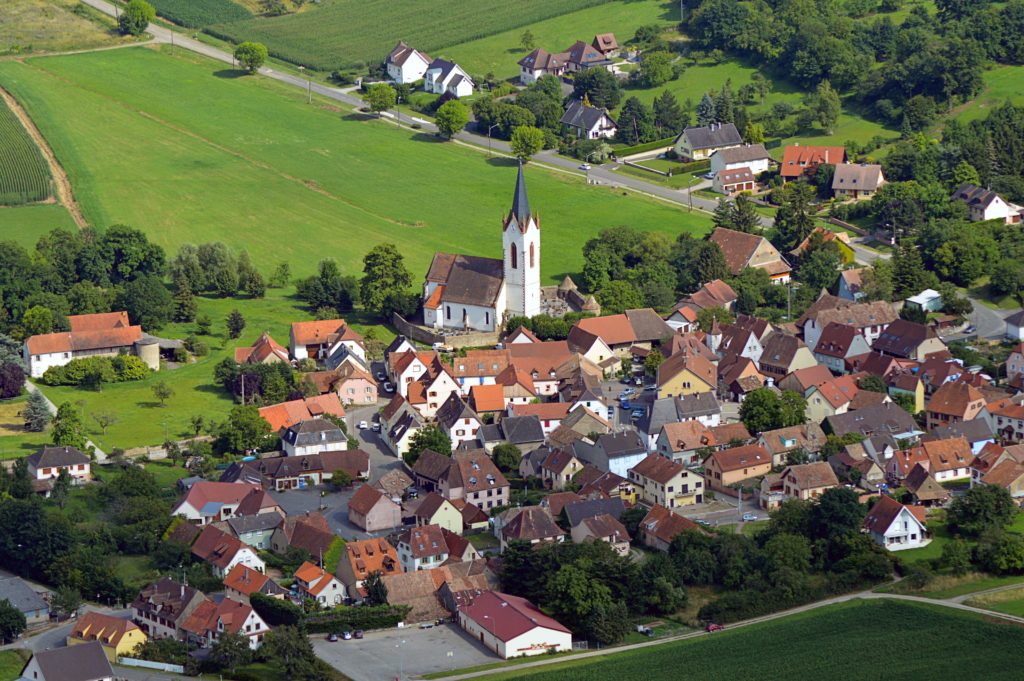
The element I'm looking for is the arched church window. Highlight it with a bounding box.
[529,242,535,269]
[511,243,518,269]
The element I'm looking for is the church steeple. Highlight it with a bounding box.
[510,161,531,226]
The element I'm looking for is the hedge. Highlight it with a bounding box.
[40,355,150,386]
[305,605,412,633]
[613,136,677,157]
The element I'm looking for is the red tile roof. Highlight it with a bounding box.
[780,145,846,178]
[290,319,362,347]
[258,395,346,433]
[223,563,273,596]
[469,384,506,413]
[26,325,142,355]
[460,590,570,641]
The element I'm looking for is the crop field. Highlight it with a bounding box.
[487,599,1024,681]
[0,97,51,205]
[207,0,616,71]
[0,46,707,283]
[149,0,252,28]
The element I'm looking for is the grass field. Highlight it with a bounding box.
[207,0,616,72]
[951,64,1024,125]
[1,0,135,54]
[0,649,30,681]
[0,45,708,284]
[0,94,52,205]
[0,396,51,460]
[0,204,78,247]
[485,599,1024,681]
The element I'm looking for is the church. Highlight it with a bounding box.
[423,164,541,332]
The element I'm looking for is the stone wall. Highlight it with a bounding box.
[392,313,499,349]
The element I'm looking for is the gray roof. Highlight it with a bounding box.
[680,123,742,151]
[559,100,615,131]
[0,576,47,616]
[832,163,884,192]
[284,419,346,447]
[27,446,89,469]
[500,415,545,445]
[930,419,995,444]
[511,162,530,225]
[826,403,919,440]
[638,394,720,437]
[477,423,502,444]
[227,512,283,536]
[624,308,674,342]
[27,641,113,681]
[436,393,478,431]
[426,253,505,307]
[572,431,645,470]
[951,183,1002,209]
[564,497,625,528]
[714,143,771,165]
[520,446,552,477]
[675,391,722,419]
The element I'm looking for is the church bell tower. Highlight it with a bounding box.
[502,163,541,318]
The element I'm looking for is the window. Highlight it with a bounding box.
[529,242,535,268]
[446,306,451,320]
[485,312,490,326]
[510,243,518,269]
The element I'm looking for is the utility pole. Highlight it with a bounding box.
[687,175,694,212]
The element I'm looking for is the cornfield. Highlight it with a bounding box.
[0,100,51,206]
[149,0,251,29]
[208,0,614,71]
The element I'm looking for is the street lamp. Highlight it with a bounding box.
[396,639,406,680]
[487,124,499,157]
[299,66,311,104]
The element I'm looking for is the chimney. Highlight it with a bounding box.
[825,148,829,164]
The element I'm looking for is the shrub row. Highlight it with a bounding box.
[40,355,150,386]
[613,136,678,157]
[305,605,412,633]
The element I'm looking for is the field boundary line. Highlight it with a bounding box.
[0,84,88,229]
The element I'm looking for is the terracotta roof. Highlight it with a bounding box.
[192,525,250,570]
[448,350,511,378]
[983,459,1024,488]
[469,384,506,413]
[864,494,924,533]
[502,506,563,542]
[290,319,362,347]
[374,469,414,498]
[68,311,130,332]
[223,563,273,596]
[685,279,738,310]
[923,437,972,473]
[234,487,281,517]
[26,325,142,355]
[510,402,572,420]
[580,513,629,543]
[574,314,636,347]
[387,41,430,67]
[69,611,141,648]
[235,332,289,364]
[341,538,401,581]
[784,365,834,393]
[460,590,570,641]
[717,166,755,185]
[495,364,537,395]
[258,395,346,433]
[508,341,573,378]
[928,381,985,418]
[780,145,846,178]
[541,491,584,516]
[660,420,715,452]
[708,423,753,444]
[706,444,771,472]
[641,504,701,545]
[448,449,508,494]
[172,481,262,516]
[781,462,839,490]
[758,424,827,455]
[348,484,391,515]
[812,376,859,409]
[657,349,717,389]
[630,454,686,485]
[399,524,449,559]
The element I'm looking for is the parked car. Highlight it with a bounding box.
[620,399,631,410]
[383,381,395,393]
[358,420,368,430]
[327,633,339,642]
[607,406,616,419]
[644,384,658,392]
[407,487,419,499]
[705,623,724,633]
[742,512,758,522]
[579,163,591,170]
[342,630,353,640]
[631,408,645,420]
[376,371,386,381]
[371,422,381,433]
[964,325,977,334]
[696,519,711,527]
[634,376,643,386]
[418,622,434,629]
[353,630,364,639]
[621,375,633,384]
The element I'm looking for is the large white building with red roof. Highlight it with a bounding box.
[171,482,263,525]
[23,311,149,378]
[458,590,572,658]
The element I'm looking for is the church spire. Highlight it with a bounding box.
[510,162,530,225]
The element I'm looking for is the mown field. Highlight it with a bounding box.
[0,204,76,246]
[0,95,51,205]
[0,45,708,283]
[207,0,616,71]
[1,0,134,55]
[487,599,1024,681]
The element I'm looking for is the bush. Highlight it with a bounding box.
[172,347,189,363]
[40,355,150,387]
[304,605,411,633]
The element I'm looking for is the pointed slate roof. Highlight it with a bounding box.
[510,162,530,227]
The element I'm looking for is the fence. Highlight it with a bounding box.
[117,658,185,674]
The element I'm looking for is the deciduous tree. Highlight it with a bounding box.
[118,0,154,36]
[51,402,86,449]
[234,41,268,73]
[360,243,412,319]
[434,99,469,139]
[404,425,451,465]
[364,83,397,116]
[510,125,545,162]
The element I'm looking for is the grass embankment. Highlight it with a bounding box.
[1,0,136,55]
[482,599,1024,681]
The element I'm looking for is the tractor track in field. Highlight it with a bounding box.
[0,82,88,229]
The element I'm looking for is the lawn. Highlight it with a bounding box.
[485,599,1024,681]
[0,396,51,460]
[0,650,30,681]
[0,204,78,247]
[0,45,709,285]
[951,64,1024,125]
[1,0,136,55]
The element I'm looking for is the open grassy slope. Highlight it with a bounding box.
[486,599,1024,681]
[1,0,134,55]
[0,204,76,247]
[0,45,708,283]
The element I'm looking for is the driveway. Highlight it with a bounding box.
[312,623,495,681]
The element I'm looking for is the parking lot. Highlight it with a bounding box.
[311,622,496,681]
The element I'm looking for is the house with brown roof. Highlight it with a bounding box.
[992,400,1024,442]
[656,420,716,466]
[813,322,871,374]
[336,538,402,601]
[708,227,791,284]
[758,331,818,379]
[379,394,423,457]
[904,464,949,506]
[872,319,946,361]
[191,525,265,578]
[951,183,1023,223]
[68,612,147,663]
[570,309,672,362]
[26,446,91,494]
[921,437,973,482]
[979,457,1024,500]
[779,462,839,501]
[386,41,431,83]
[24,311,148,378]
[289,318,364,363]
[780,144,846,180]
[413,449,510,512]
[863,495,928,550]
[500,506,564,550]
[703,444,772,493]
[926,380,988,430]
[539,448,582,491]
[838,268,865,301]
[294,561,346,607]
[757,423,827,467]
[806,375,860,423]
[458,590,572,658]
[131,578,207,640]
[639,504,702,552]
[308,363,377,406]
[348,484,402,532]
[518,48,566,84]
[412,492,464,534]
[397,524,477,572]
[628,454,704,507]
[234,332,289,365]
[778,364,835,396]
[257,394,346,434]
[507,340,574,396]
[799,292,897,350]
[571,513,630,555]
[674,122,743,161]
[656,349,717,399]
[223,563,287,604]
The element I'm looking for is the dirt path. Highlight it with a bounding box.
[0,84,88,229]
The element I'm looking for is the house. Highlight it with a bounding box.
[289,318,364,363]
[539,448,582,491]
[703,444,772,493]
[562,39,611,72]
[335,538,402,602]
[673,122,743,161]
[951,183,1023,223]
[18,642,113,681]
[780,145,846,180]
[921,437,973,482]
[224,513,283,552]
[679,279,739,314]
[592,32,619,56]
[904,464,949,506]
[386,41,431,83]
[1007,310,1024,342]
[1008,343,1024,382]
[639,504,702,551]
[805,375,859,424]
[710,143,773,175]
[234,332,289,365]
[396,524,451,572]
[712,166,757,195]
[348,483,402,532]
[564,497,626,528]
[570,308,673,359]
[656,420,716,466]
[68,612,147,664]
[423,165,541,331]
[629,454,704,507]
[257,394,346,434]
[826,402,921,445]
[638,393,722,449]
[308,363,377,406]
[23,311,149,378]
[221,451,368,492]
[413,492,464,534]
[450,349,511,392]
[799,294,897,350]
[506,342,573,397]
[547,405,612,448]
[0,576,48,626]
[172,482,263,525]
[517,48,566,84]
[829,445,885,487]
[223,563,287,604]
[779,462,839,500]
[477,414,545,453]
[131,578,207,640]
[838,268,865,301]
[560,100,617,139]
[931,419,995,455]
[572,430,648,478]
[656,349,717,398]
[979,458,1024,500]
[863,495,929,551]
[458,591,571,659]
[435,392,482,449]
[758,331,818,379]
[413,449,510,511]
[423,58,474,97]
[832,163,886,200]
[718,354,766,403]
[380,395,423,457]
[992,400,1024,442]
[26,446,90,493]
[191,525,265,578]
[577,469,636,506]
[872,319,946,361]
[571,513,630,555]
[281,419,347,456]
[500,506,564,550]
[179,597,269,650]
[294,561,345,607]
[709,227,791,284]
[757,423,827,467]
[926,380,987,430]
[813,323,871,374]
[905,288,943,313]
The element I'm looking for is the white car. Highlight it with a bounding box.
[376,371,386,381]
[357,420,368,430]
[371,422,381,433]
[579,163,591,170]
[383,381,395,393]
[742,512,758,522]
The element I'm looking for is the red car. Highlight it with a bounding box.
[705,623,724,633]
